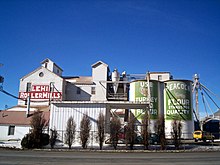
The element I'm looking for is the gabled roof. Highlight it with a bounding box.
[91,61,108,68]
[41,58,63,71]
[20,66,63,80]
[0,110,50,126]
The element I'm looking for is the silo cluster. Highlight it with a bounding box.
[129,79,194,139]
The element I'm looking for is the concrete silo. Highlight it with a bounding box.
[129,80,164,133]
[164,80,194,139]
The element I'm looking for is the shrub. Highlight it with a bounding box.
[96,112,105,150]
[41,133,49,146]
[65,116,76,149]
[21,133,49,149]
[21,134,34,149]
[110,116,121,150]
[50,128,58,149]
[80,113,91,149]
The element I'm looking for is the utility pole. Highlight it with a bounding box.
[0,63,4,89]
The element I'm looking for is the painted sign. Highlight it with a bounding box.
[19,85,62,100]
[164,80,192,120]
[132,80,159,120]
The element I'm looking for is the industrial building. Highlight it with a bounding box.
[0,58,195,145]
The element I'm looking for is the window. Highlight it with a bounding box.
[91,87,96,95]
[26,83,32,92]
[39,72,44,77]
[77,87,81,94]
[158,75,162,81]
[45,62,48,68]
[8,126,15,135]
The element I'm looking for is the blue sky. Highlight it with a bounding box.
[0,0,220,118]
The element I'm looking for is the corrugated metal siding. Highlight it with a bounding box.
[50,103,107,133]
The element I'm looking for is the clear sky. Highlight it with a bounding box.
[0,0,220,118]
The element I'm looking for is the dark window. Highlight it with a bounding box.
[91,87,96,95]
[158,75,162,81]
[8,126,15,135]
[45,62,48,68]
[26,83,31,92]
[77,87,81,94]
[39,72,44,77]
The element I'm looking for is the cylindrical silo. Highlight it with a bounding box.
[129,80,163,133]
[164,80,194,139]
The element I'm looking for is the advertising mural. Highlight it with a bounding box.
[19,84,62,100]
[164,81,192,121]
[132,81,159,120]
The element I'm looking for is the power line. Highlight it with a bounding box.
[0,87,59,103]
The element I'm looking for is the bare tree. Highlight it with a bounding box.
[156,116,166,150]
[110,115,121,150]
[141,111,149,150]
[80,113,91,149]
[171,119,182,150]
[96,112,105,150]
[30,110,48,148]
[50,127,58,149]
[125,113,136,150]
[65,116,76,149]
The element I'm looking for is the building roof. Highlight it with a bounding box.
[41,58,63,71]
[0,110,50,126]
[91,61,108,68]
[20,66,64,80]
[65,76,93,85]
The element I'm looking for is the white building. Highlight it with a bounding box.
[0,106,49,141]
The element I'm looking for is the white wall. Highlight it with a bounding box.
[150,73,171,81]
[41,59,63,76]
[49,102,108,143]
[65,82,92,101]
[0,125,30,141]
[91,62,108,101]
[50,102,107,132]
[18,67,64,106]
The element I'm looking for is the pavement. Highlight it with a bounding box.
[1,139,220,152]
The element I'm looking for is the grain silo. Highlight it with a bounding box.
[129,80,164,133]
[164,80,194,139]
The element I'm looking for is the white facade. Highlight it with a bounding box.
[0,125,30,141]
[41,58,63,76]
[18,66,64,106]
[50,102,108,144]
[64,77,93,101]
[91,61,109,101]
[50,102,107,131]
[149,72,171,82]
